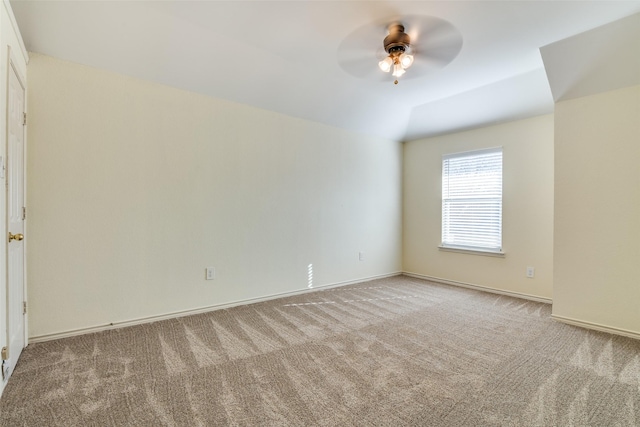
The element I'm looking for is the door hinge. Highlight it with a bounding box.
[22,207,26,220]
[1,347,7,360]
[23,112,26,126]
[23,301,27,314]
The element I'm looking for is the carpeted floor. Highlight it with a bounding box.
[1,275,639,426]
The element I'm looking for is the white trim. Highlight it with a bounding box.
[438,246,505,257]
[2,0,29,64]
[551,314,640,341]
[442,145,504,160]
[402,272,552,304]
[28,272,403,343]
[442,146,503,160]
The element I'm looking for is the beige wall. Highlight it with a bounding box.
[553,85,640,335]
[403,115,554,300]
[26,53,402,338]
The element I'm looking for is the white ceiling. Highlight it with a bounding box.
[10,1,640,142]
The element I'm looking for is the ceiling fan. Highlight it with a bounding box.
[337,15,463,84]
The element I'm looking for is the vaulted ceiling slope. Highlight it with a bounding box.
[541,12,640,103]
[11,1,640,142]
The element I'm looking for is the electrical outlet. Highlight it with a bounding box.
[359,252,365,261]
[205,267,215,280]
[526,266,535,278]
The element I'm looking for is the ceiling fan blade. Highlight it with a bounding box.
[405,15,454,43]
[337,21,389,79]
[338,57,390,81]
[407,16,463,70]
[338,21,387,54]
[412,36,463,61]
[410,55,450,72]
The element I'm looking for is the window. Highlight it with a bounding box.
[441,147,503,254]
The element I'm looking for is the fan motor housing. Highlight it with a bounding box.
[383,24,410,53]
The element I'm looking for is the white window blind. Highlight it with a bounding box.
[442,148,503,253]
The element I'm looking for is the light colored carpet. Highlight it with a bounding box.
[1,275,639,426]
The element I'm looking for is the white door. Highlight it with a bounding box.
[4,62,26,380]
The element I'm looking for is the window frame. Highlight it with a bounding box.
[440,147,504,256]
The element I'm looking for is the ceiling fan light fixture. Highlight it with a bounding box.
[378,56,393,72]
[392,62,405,77]
[379,23,414,83]
[337,15,463,84]
[399,53,414,69]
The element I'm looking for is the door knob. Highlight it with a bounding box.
[8,232,23,242]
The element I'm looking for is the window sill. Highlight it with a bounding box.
[438,246,505,258]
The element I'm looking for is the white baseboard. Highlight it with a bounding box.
[551,314,640,341]
[402,272,552,304]
[29,272,403,343]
